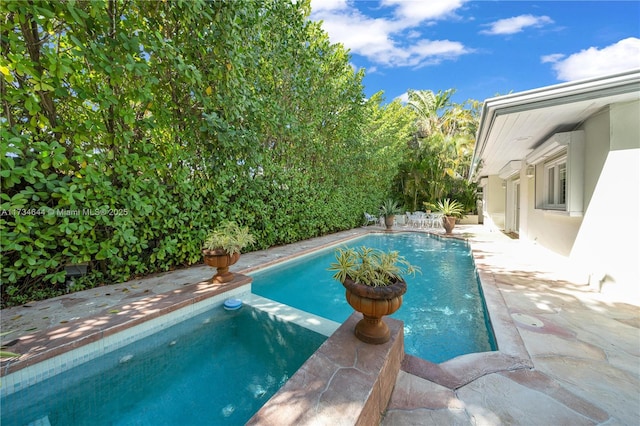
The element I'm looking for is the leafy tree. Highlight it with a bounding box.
[395,89,479,212]
[358,92,415,209]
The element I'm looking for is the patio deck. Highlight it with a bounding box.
[1,224,638,424]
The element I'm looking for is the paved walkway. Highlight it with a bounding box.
[383,225,640,425]
[2,225,639,425]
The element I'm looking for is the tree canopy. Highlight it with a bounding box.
[394,89,479,212]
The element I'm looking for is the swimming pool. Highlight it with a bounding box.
[0,305,326,426]
[251,232,497,363]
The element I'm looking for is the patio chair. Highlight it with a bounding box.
[364,212,377,226]
[409,211,427,228]
[427,213,444,229]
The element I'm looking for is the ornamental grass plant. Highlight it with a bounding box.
[328,246,420,287]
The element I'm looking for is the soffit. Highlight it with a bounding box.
[470,70,640,180]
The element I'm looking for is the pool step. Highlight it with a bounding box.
[27,416,51,426]
[244,293,340,337]
[247,312,404,426]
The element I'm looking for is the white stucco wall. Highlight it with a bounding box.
[484,100,639,302]
[582,107,610,210]
[482,175,506,230]
[519,168,532,239]
[526,209,582,256]
[571,100,640,301]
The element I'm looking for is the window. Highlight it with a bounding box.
[543,153,567,209]
[528,131,584,216]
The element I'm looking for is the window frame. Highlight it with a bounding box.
[528,131,584,216]
[542,152,567,210]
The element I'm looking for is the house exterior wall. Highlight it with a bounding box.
[582,107,610,210]
[482,175,506,230]
[570,100,640,300]
[481,99,639,301]
[518,168,533,237]
[524,203,582,256]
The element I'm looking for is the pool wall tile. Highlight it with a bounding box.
[1,278,251,398]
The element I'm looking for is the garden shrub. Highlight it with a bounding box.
[0,0,406,307]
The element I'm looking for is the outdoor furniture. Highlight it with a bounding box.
[427,213,444,229]
[408,212,427,228]
[364,212,377,226]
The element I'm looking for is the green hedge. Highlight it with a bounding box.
[0,0,410,307]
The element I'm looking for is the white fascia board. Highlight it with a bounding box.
[485,69,640,114]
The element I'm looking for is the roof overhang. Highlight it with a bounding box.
[469,69,640,182]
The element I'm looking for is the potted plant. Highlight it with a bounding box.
[436,198,464,235]
[328,246,420,344]
[202,221,255,283]
[379,199,402,231]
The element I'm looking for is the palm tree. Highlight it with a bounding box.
[406,89,454,141]
[397,89,479,210]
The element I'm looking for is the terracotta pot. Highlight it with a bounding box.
[384,215,395,231]
[442,216,456,235]
[342,276,407,344]
[202,249,241,283]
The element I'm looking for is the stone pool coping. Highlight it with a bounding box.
[247,314,405,426]
[400,265,533,389]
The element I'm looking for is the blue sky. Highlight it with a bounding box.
[309,0,640,104]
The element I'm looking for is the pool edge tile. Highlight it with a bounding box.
[0,277,252,397]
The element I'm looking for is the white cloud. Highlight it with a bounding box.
[396,91,409,104]
[541,53,565,64]
[367,65,379,74]
[310,0,471,68]
[310,0,349,13]
[481,14,553,35]
[544,37,640,81]
[408,39,468,67]
[382,0,467,24]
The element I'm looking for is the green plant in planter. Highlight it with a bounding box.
[202,221,255,255]
[328,246,420,344]
[436,198,464,218]
[379,199,403,230]
[436,198,465,235]
[202,221,256,283]
[379,199,403,218]
[328,246,420,287]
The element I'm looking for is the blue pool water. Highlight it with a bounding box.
[251,233,497,363]
[1,306,325,426]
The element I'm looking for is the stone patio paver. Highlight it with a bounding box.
[382,225,639,426]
